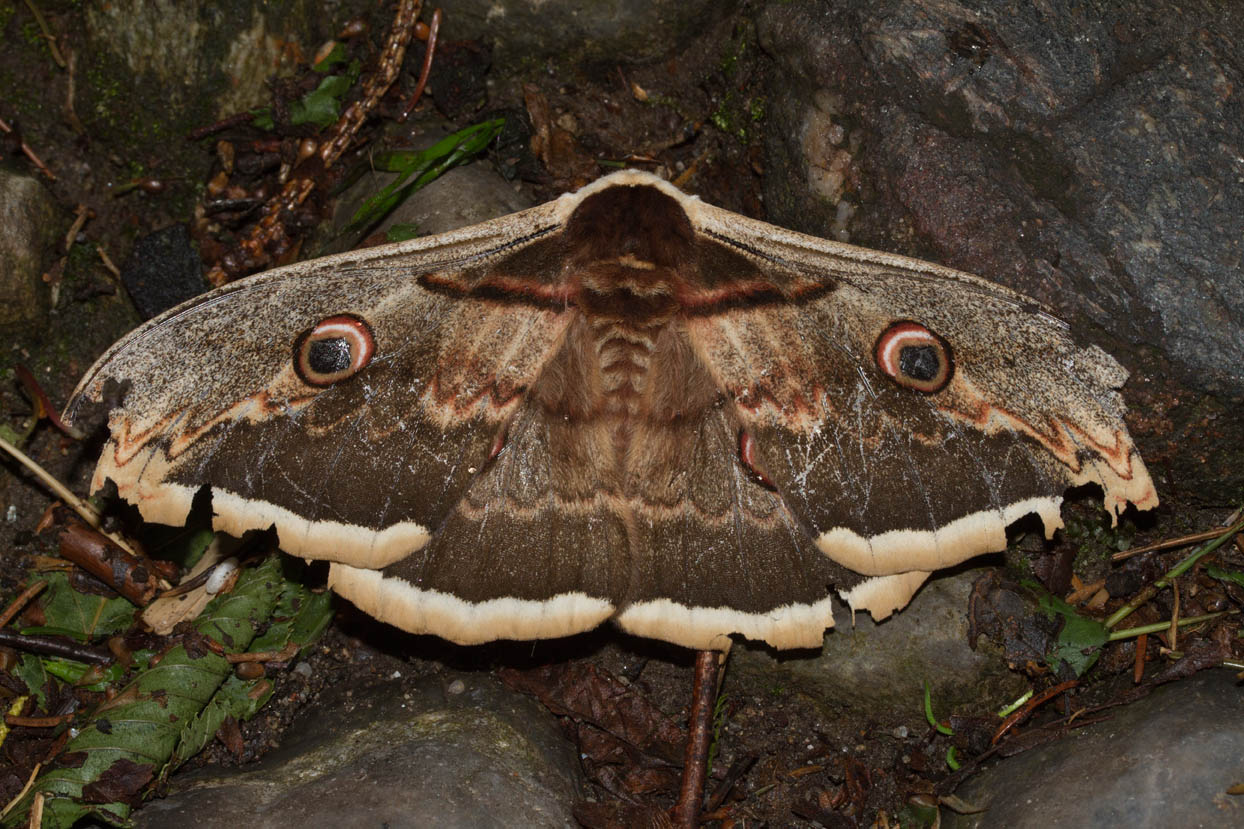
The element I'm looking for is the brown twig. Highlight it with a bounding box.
[58,523,163,606]
[63,205,92,252]
[0,581,48,629]
[1065,578,1105,605]
[399,7,441,121]
[64,47,85,136]
[991,679,1078,745]
[204,0,423,286]
[702,755,757,814]
[0,630,111,664]
[225,641,298,664]
[4,714,74,729]
[671,649,720,828]
[15,366,84,440]
[21,0,66,68]
[1112,521,1242,562]
[0,117,56,181]
[185,112,255,141]
[0,762,40,821]
[1133,632,1148,683]
[96,245,121,279]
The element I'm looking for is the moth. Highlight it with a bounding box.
[65,170,1157,652]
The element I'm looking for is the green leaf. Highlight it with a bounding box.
[3,556,286,828]
[289,71,355,128]
[12,655,50,709]
[168,569,330,773]
[34,571,137,640]
[1051,613,1108,676]
[1025,580,1109,676]
[250,58,360,131]
[339,118,505,241]
[1207,564,1244,588]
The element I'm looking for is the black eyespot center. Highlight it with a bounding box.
[308,337,353,374]
[899,344,941,382]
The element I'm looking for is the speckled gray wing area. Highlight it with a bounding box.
[65,203,577,571]
[686,200,1157,594]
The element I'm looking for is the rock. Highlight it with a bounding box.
[944,669,1244,828]
[435,0,736,74]
[84,1,327,121]
[755,0,1244,497]
[79,0,330,181]
[729,569,1026,720]
[134,674,582,829]
[0,169,62,330]
[121,225,209,320]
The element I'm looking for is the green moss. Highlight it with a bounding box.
[710,90,767,143]
[719,29,748,77]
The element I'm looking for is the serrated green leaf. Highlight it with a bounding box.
[3,556,285,828]
[171,674,274,769]
[1024,580,1109,676]
[34,571,137,640]
[288,589,333,652]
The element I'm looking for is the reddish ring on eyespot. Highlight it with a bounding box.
[738,429,777,490]
[293,314,376,387]
[874,320,954,394]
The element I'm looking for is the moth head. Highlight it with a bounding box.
[293,314,376,387]
[874,320,954,394]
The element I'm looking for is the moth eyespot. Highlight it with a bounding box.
[294,314,375,387]
[874,321,954,394]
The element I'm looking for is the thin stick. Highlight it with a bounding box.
[0,762,40,820]
[0,117,56,180]
[399,7,440,121]
[0,434,101,526]
[0,582,47,629]
[1106,516,1244,629]
[672,649,720,828]
[0,630,111,665]
[1113,526,1240,561]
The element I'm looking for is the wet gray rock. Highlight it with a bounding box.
[0,169,62,330]
[436,0,736,73]
[729,569,1026,721]
[134,674,582,829]
[756,0,1244,402]
[945,669,1244,828]
[84,0,328,121]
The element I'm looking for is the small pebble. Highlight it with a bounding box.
[294,661,313,677]
[446,679,466,695]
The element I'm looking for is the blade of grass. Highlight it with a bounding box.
[336,117,504,242]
